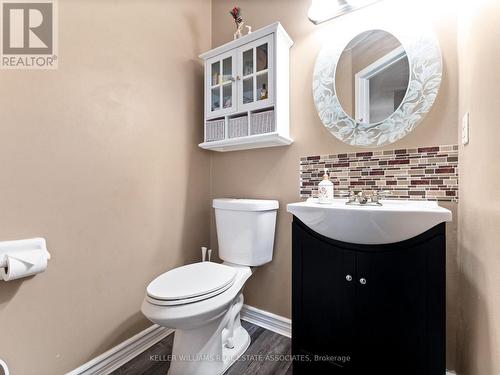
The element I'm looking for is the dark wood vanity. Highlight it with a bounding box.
[291,216,446,374]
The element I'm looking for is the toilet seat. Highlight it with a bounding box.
[146,281,234,306]
[146,262,237,306]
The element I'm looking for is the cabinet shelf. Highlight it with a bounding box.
[199,132,293,152]
[199,22,293,152]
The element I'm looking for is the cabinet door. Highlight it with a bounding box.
[237,35,274,112]
[292,221,357,374]
[355,235,446,375]
[206,51,237,119]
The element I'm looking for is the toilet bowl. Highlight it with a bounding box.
[141,198,278,375]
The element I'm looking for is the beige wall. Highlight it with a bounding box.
[457,0,500,373]
[211,0,459,369]
[0,1,471,373]
[0,1,211,374]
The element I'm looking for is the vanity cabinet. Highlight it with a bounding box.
[292,217,445,374]
[199,22,293,152]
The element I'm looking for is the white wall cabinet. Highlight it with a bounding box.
[199,23,293,152]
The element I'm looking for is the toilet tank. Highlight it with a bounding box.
[213,198,279,266]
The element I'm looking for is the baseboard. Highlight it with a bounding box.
[67,306,451,374]
[66,324,174,375]
[240,304,292,338]
[67,305,289,375]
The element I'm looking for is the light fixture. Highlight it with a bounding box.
[308,0,382,24]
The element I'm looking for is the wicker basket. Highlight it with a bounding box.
[228,116,249,138]
[205,119,225,142]
[250,109,275,135]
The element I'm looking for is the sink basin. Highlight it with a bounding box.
[287,198,452,245]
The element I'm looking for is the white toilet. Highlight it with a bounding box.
[141,198,279,375]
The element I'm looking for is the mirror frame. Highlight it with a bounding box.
[313,21,442,147]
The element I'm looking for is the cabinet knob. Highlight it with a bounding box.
[345,274,352,282]
[359,278,367,285]
[236,75,241,81]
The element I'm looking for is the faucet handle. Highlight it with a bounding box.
[373,190,392,201]
[348,190,357,202]
[341,190,357,204]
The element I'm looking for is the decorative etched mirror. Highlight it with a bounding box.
[313,22,442,147]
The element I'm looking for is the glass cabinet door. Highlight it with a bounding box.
[238,35,273,111]
[207,52,236,118]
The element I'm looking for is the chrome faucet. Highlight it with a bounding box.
[344,190,390,206]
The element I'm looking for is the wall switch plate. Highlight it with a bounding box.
[462,112,469,145]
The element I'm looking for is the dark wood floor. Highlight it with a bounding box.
[111,321,292,375]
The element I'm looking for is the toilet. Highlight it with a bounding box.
[141,198,279,375]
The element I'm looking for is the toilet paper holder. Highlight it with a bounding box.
[0,238,51,281]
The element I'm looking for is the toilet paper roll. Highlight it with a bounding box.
[0,249,49,281]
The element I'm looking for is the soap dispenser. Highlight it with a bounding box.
[318,168,334,204]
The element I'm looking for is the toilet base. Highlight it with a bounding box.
[218,324,250,374]
[167,294,250,375]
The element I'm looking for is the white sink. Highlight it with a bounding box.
[287,198,452,245]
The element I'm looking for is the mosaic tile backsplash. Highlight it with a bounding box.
[300,145,458,202]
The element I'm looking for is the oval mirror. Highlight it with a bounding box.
[313,23,442,147]
[335,30,410,125]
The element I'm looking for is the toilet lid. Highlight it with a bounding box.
[146,262,237,301]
